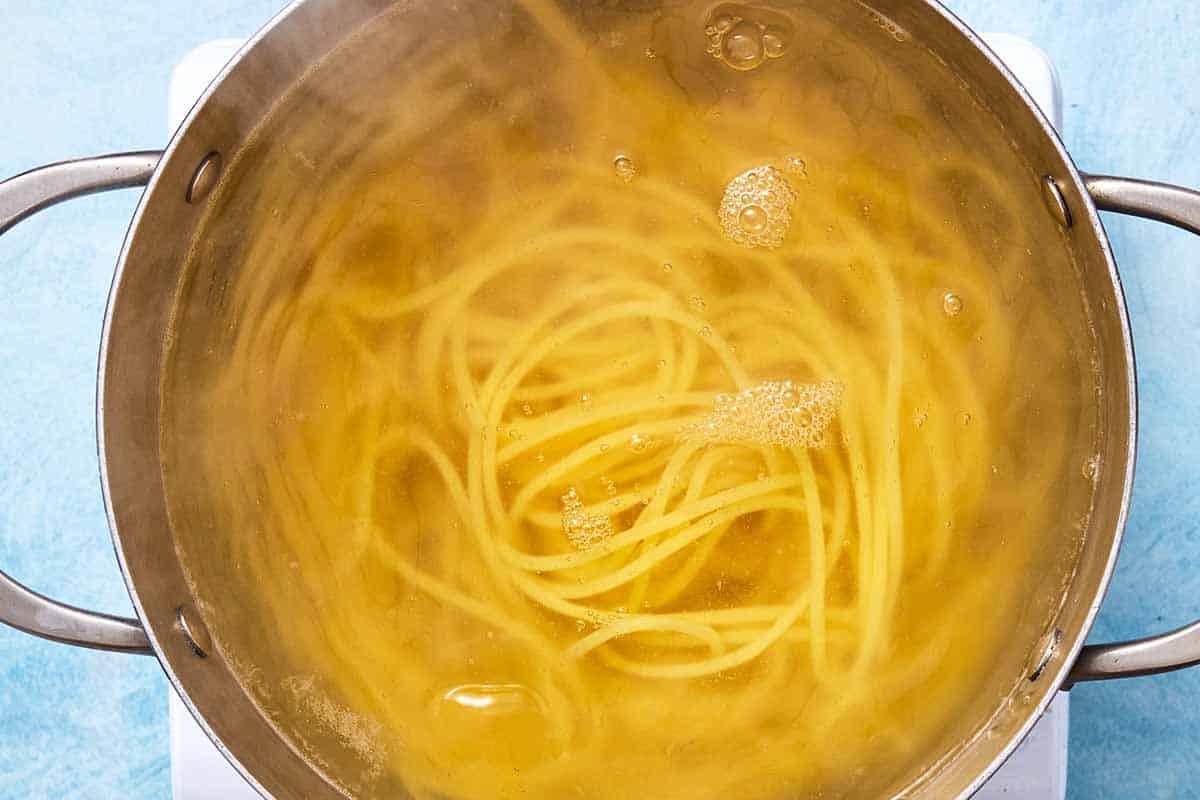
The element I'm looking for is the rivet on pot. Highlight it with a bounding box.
[1028,627,1063,681]
[1041,175,1072,228]
[176,603,213,658]
[186,151,222,205]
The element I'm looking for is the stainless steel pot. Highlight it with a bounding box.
[2,1,1200,797]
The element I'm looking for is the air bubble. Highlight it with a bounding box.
[699,325,713,337]
[713,14,735,33]
[644,47,658,59]
[535,452,546,463]
[1082,456,1100,481]
[960,413,972,426]
[690,296,708,311]
[662,262,673,273]
[521,403,534,416]
[719,165,798,249]
[942,292,964,317]
[613,154,637,183]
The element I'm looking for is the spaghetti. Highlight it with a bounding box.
[160,2,1100,798]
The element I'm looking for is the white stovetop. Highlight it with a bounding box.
[166,35,1068,800]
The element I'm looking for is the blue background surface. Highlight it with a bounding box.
[0,1,1197,797]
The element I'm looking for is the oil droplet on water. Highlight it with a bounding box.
[430,683,558,764]
[613,154,637,183]
[942,291,964,317]
[434,684,545,717]
[719,165,798,249]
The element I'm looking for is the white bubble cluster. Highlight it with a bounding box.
[718,165,798,249]
[561,487,615,550]
[682,379,843,448]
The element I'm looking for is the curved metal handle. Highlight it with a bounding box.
[1067,173,1200,683]
[0,152,160,654]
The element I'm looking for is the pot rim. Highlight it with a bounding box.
[98,3,324,797]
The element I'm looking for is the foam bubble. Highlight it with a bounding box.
[782,154,807,176]
[761,26,789,58]
[705,10,790,71]
[613,154,637,183]
[719,166,798,249]
[681,379,843,448]
[561,487,615,549]
[722,22,765,70]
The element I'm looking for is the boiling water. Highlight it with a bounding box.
[161,2,1100,798]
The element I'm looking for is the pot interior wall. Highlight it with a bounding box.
[104,1,1132,798]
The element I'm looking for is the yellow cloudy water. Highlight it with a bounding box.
[161,2,1100,798]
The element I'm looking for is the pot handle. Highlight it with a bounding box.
[0,152,160,654]
[1067,173,1200,683]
